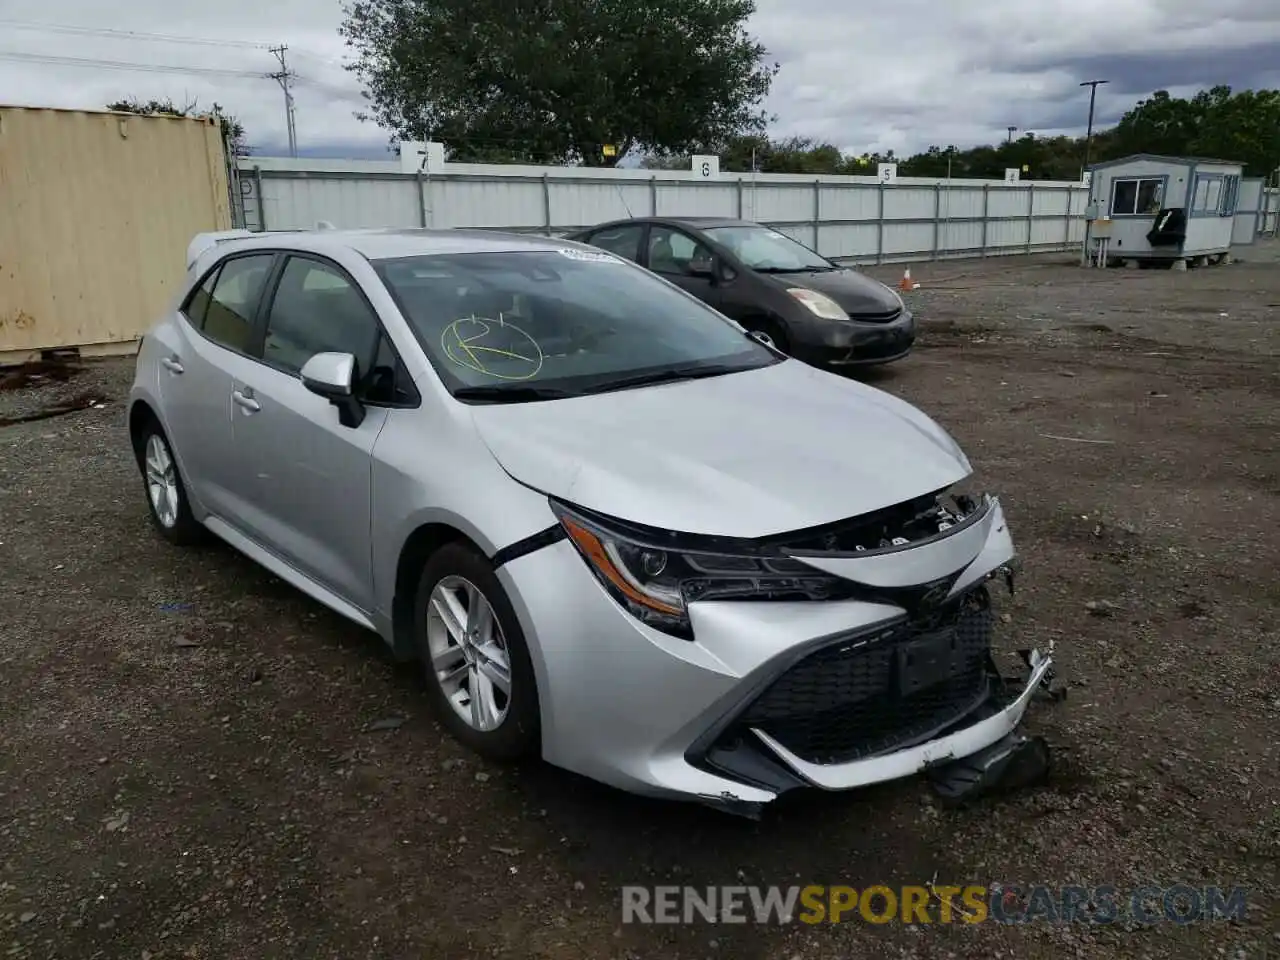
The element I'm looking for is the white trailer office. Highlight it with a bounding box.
[1087,153,1257,265]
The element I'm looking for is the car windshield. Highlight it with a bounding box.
[374,249,778,400]
[704,225,834,273]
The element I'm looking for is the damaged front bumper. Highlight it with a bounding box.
[499,494,1058,817]
[751,649,1052,790]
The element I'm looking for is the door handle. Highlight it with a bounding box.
[232,390,261,413]
[161,356,184,375]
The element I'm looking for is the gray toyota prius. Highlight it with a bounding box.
[565,217,915,366]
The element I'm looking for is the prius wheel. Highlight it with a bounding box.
[137,422,203,545]
[414,543,540,761]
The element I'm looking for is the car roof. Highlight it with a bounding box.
[207,227,593,263]
[583,217,754,232]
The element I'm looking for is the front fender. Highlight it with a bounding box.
[369,406,560,624]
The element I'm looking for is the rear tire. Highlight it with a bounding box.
[414,542,541,761]
[136,421,204,546]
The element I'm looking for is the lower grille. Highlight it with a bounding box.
[848,307,903,324]
[741,594,994,765]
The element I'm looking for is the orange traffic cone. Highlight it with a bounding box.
[898,268,919,292]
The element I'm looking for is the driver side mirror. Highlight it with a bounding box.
[301,351,366,428]
[687,255,716,279]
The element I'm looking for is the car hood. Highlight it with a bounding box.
[469,360,971,538]
[770,267,902,314]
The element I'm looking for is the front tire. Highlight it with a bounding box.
[137,422,204,546]
[414,542,540,761]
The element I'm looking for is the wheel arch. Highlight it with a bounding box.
[390,521,480,660]
[390,516,555,748]
[128,399,161,465]
[738,312,791,351]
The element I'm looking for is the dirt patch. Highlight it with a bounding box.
[0,357,120,427]
[0,359,82,392]
[2,244,1278,959]
[0,390,110,426]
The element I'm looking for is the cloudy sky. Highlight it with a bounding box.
[2,0,1279,160]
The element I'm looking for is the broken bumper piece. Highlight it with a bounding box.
[927,730,1051,805]
[752,649,1053,790]
[698,649,1055,817]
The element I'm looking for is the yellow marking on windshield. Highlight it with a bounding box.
[441,315,545,381]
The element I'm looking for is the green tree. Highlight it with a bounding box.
[340,0,778,166]
[106,97,250,158]
[1110,89,1206,158]
[1110,86,1280,175]
[644,135,875,174]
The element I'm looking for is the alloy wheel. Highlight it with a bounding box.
[425,575,513,732]
[144,433,180,529]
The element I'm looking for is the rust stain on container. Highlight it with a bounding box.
[0,309,36,330]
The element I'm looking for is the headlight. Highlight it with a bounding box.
[551,502,852,639]
[786,288,848,321]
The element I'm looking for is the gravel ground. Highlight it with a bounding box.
[2,244,1278,959]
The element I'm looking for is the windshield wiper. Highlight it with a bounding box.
[452,384,581,403]
[578,363,758,395]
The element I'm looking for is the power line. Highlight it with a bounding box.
[291,49,346,69]
[0,44,579,157]
[0,50,266,78]
[0,47,365,154]
[291,75,363,100]
[0,18,271,49]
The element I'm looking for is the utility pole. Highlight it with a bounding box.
[1007,126,1017,144]
[1079,79,1109,266]
[268,44,297,158]
[1079,79,1108,174]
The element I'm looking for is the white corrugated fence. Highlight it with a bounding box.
[236,155,1094,264]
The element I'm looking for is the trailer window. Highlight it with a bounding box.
[1111,177,1163,216]
[1219,175,1241,217]
[1193,176,1224,215]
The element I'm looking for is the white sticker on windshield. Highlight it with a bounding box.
[557,247,623,263]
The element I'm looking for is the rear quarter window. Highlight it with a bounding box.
[182,267,219,327]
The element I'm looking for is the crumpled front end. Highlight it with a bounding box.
[498,488,1055,815]
[688,584,1053,808]
[682,492,1054,813]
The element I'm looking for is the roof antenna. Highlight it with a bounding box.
[315,220,335,230]
[612,183,634,219]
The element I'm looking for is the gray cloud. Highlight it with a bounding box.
[1039,42,1280,98]
[1,0,1278,160]
[752,0,1280,153]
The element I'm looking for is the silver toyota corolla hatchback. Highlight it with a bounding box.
[129,227,1052,816]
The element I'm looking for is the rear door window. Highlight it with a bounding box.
[585,224,645,263]
[202,255,274,353]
